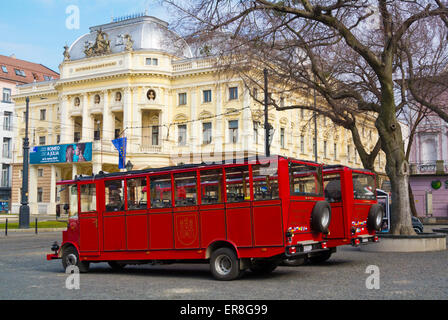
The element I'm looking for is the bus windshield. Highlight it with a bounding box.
[289,162,323,197]
[352,173,376,200]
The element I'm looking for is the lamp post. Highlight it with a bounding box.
[264,68,270,157]
[19,97,30,229]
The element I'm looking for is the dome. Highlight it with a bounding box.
[68,16,193,60]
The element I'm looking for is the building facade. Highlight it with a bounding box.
[12,15,385,216]
[408,113,448,219]
[0,54,58,212]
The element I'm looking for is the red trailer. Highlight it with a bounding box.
[47,156,332,280]
[313,165,382,263]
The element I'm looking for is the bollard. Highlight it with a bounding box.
[35,218,38,235]
[5,218,7,236]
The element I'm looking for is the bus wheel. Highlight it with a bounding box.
[210,247,242,281]
[308,250,332,264]
[62,246,90,273]
[250,260,278,274]
[108,261,127,271]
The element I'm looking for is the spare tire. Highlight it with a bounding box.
[367,204,383,231]
[311,201,331,234]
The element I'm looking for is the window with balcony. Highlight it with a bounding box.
[40,109,46,121]
[203,122,212,145]
[229,87,238,100]
[1,164,10,188]
[178,92,187,106]
[2,138,11,158]
[203,90,212,103]
[178,124,187,146]
[39,136,46,146]
[152,126,159,146]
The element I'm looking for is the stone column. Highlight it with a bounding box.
[60,95,71,144]
[82,94,93,142]
[102,90,114,142]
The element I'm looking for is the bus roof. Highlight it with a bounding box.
[57,154,322,184]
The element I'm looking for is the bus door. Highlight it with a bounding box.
[225,166,253,247]
[199,168,226,248]
[173,171,200,249]
[324,172,346,239]
[102,179,126,251]
[251,162,284,247]
[125,176,150,251]
[149,174,174,250]
[78,183,100,255]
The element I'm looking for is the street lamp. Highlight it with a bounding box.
[19,97,30,229]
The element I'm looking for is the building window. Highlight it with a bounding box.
[94,130,101,141]
[253,121,259,144]
[146,58,158,66]
[334,143,337,160]
[300,136,305,154]
[324,140,327,158]
[1,66,7,73]
[2,138,11,158]
[203,90,212,103]
[229,87,238,100]
[43,75,53,81]
[178,124,187,146]
[1,164,10,188]
[115,92,122,102]
[38,168,44,177]
[178,92,187,106]
[74,132,81,143]
[152,126,159,146]
[57,135,61,144]
[2,88,11,103]
[14,69,26,77]
[229,120,239,143]
[203,122,212,145]
[39,136,46,146]
[40,109,46,121]
[3,112,12,131]
[94,95,101,104]
[280,128,285,148]
[37,188,43,203]
[347,145,351,162]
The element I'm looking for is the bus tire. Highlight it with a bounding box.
[62,246,90,273]
[367,204,383,231]
[210,247,242,281]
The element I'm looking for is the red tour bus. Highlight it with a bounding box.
[47,155,332,280]
[317,165,382,262]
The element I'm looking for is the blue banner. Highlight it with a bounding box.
[112,137,127,169]
[30,143,92,164]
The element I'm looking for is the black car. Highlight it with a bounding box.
[412,216,424,233]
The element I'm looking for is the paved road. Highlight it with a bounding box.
[0,232,447,300]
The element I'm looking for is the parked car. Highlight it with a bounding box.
[412,216,424,233]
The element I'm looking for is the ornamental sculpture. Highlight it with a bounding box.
[84,29,112,58]
[124,34,134,52]
[63,45,71,61]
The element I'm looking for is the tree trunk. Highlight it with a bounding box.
[376,80,415,235]
[408,183,419,217]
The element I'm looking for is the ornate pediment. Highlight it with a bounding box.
[84,29,112,58]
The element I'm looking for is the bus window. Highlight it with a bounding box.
[324,174,342,203]
[200,169,224,204]
[150,175,172,208]
[353,173,376,200]
[80,184,97,213]
[69,184,78,217]
[105,180,125,212]
[289,163,323,197]
[127,177,148,210]
[174,171,198,207]
[252,163,279,201]
[225,166,250,202]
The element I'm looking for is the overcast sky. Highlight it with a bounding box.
[0,0,170,72]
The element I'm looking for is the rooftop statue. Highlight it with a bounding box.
[84,29,112,58]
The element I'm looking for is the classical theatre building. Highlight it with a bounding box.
[11,15,385,215]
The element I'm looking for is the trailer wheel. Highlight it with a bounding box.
[250,260,279,275]
[311,201,332,234]
[367,204,383,231]
[210,247,242,281]
[308,250,332,264]
[62,246,90,273]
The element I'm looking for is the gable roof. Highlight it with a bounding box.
[0,54,59,85]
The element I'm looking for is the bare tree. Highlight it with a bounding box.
[163,0,448,235]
